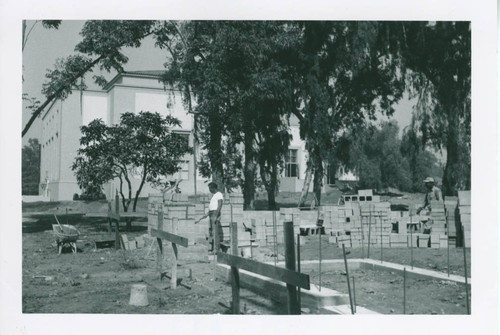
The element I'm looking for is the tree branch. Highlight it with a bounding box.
[22,55,104,137]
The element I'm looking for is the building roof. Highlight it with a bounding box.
[102,70,167,91]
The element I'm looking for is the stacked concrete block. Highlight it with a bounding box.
[337,234,351,248]
[176,218,207,245]
[458,191,471,247]
[147,194,163,230]
[417,234,430,248]
[429,200,446,248]
[390,233,408,248]
[408,233,418,248]
[439,235,448,248]
[444,196,458,239]
[348,227,364,248]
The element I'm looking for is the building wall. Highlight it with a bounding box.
[39,73,350,201]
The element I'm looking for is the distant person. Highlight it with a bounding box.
[417,177,443,215]
[195,182,224,252]
[417,177,442,234]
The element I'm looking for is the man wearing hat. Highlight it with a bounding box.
[417,177,443,215]
[417,177,443,233]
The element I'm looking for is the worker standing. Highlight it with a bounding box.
[195,182,224,252]
[417,177,443,233]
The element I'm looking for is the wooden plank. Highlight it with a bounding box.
[108,211,120,222]
[150,228,189,248]
[284,221,300,314]
[231,222,240,314]
[216,252,310,290]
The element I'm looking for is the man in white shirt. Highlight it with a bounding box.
[195,182,224,252]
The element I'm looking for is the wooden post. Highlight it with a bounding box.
[380,211,383,263]
[343,244,355,314]
[367,205,372,258]
[403,267,407,314]
[360,215,365,259]
[410,210,414,270]
[273,211,278,266]
[107,201,112,233]
[231,222,240,314]
[114,191,120,250]
[463,241,470,314]
[352,276,356,313]
[296,233,301,312]
[171,218,178,289]
[446,208,450,277]
[156,237,163,278]
[284,221,299,314]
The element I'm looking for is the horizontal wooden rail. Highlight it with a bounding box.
[217,252,310,290]
[151,228,189,248]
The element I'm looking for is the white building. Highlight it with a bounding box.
[40,70,356,201]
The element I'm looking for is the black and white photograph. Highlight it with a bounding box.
[1,0,498,334]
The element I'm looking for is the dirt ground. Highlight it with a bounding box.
[22,214,470,315]
[22,217,289,314]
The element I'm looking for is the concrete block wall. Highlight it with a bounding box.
[148,193,466,251]
[458,191,471,247]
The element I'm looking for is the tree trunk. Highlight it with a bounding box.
[208,116,225,193]
[267,161,278,210]
[298,158,313,208]
[442,104,460,197]
[312,152,324,207]
[243,124,256,210]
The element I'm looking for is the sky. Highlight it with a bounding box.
[22,20,415,145]
[22,20,168,143]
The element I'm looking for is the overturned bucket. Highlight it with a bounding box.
[129,284,149,306]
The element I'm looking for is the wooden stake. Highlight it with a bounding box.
[463,241,470,314]
[231,222,240,314]
[343,244,355,314]
[297,233,301,312]
[410,209,414,270]
[318,213,322,292]
[352,276,356,313]
[115,191,120,250]
[156,237,163,278]
[284,221,300,314]
[171,218,178,289]
[273,210,277,266]
[367,205,372,258]
[380,211,383,263]
[446,208,450,277]
[360,214,365,259]
[403,267,406,314]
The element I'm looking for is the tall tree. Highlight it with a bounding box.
[287,22,405,205]
[161,21,294,210]
[385,21,471,195]
[22,138,41,195]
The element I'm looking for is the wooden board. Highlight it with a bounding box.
[108,212,120,221]
[217,252,310,290]
[150,228,189,248]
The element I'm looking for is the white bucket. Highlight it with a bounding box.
[129,284,149,306]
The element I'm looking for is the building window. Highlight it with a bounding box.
[173,132,190,147]
[326,163,336,185]
[285,149,298,177]
[173,160,189,180]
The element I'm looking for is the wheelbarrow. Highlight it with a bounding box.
[52,214,79,254]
